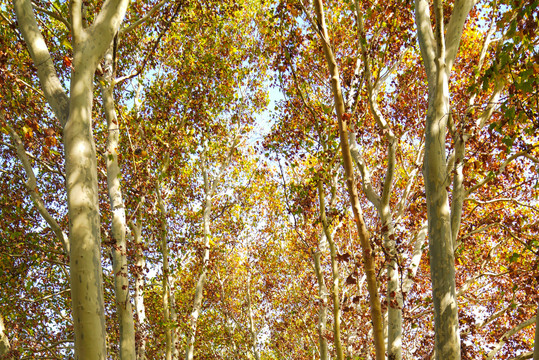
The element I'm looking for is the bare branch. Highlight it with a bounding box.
[19,289,70,303]
[466,197,539,213]
[115,2,182,85]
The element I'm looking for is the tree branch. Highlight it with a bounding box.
[444,0,475,73]
[13,0,69,126]
[5,121,69,253]
[486,316,536,360]
[120,0,167,35]
[31,2,71,31]
[414,0,436,83]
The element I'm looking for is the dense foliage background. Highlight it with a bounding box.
[0,0,537,359]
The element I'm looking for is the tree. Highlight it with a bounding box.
[1,0,538,358]
[414,0,475,357]
[13,0,128,357]
[311,0,385,357]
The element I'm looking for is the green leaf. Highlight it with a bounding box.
[508,252,520,263]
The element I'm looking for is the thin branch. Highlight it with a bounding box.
[4,120,69,253]
[486,316,536,360]
[466,150,532,196]
[465,197,539,213]
[19,289,70,303]
[120,0,168,35]
[31,2,71,31]
[115,2,182,85]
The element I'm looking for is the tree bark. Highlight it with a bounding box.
[352,8,405,357]
[100,45,136,360]
[312,249,329,360]
[185,160,212,360]
[157,182,173,360]
[216,272,242,358]
[14,0,129,358]
[185,137,238,360]
[318,180,343,360]
[534,307,539,360]
[0,315,10,358]
[131,215,147,360]
[312,1,385,358]
[6,122,69,253]
[415,0,474,358]
[247,280,261,360]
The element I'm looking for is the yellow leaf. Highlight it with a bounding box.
[61,38,73,50]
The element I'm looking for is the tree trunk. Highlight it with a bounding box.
[101,45,136,360]
[247,281,261,360]
[318,180,343,360]
[534,307,539,360]
[14,1,129,358]
[65,59,109,359]
[157,183,173,360]
[0,315,10,358]
[185,186,211,360]
[185,138,238,360]
[312,1,385,358]
[312,249,329,360]
[217,272,242,358]
[381,212,402,360]
[131,215,147,360]
[415,0,475,357]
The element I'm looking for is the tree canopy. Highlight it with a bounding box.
[0,0,538,359]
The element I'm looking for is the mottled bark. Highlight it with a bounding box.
[534,308,539,360]
[247,281,261,360]
[312,1,385,358]
[131,216,147,360]
[14,0,129,357]
[157,182,172,360]
[318,180,343,360]
[0,315,10,358]
[185,138,238,360]
[100,45,136,360]
[415,0,474,357]
[312,249,329,360]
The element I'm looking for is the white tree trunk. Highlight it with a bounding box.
[0,315,10,358]
[312,250,329,360]
[317,180,344,360]
[216,272,242,358]
[247,281,261,360]
[14,0,129,357]
[131,216,147,360]
[157,182,173,360]
[185,188,211,360]
[534,308,539,360]
[101,45,136,360]
[415,0,474,357]
[64,59,109,360]
[185,137,239,360]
